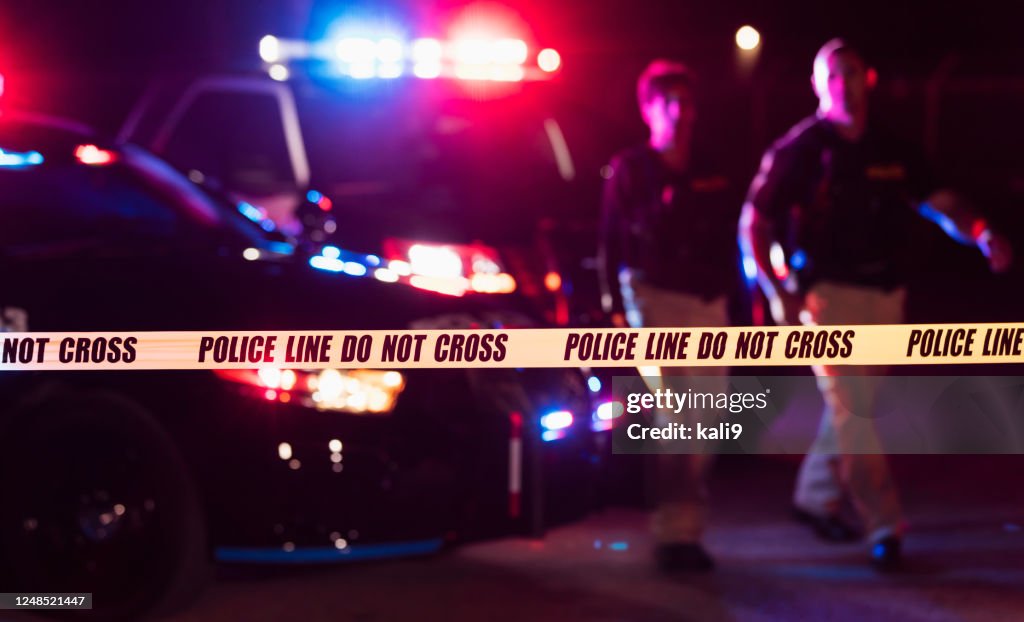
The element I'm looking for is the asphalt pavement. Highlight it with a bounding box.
[159,454,1024,622]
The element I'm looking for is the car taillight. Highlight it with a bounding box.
[380,238,516,296]
[214,368,406,414]
[75,144,118,166]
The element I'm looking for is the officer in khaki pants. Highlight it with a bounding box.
[740,38,1012,569]
[599,59,741,572]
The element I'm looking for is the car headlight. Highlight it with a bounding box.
[214,368,406,414]
[380,238,517,296]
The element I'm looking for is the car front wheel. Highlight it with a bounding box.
[0,389,210,620]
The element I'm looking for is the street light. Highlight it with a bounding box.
[735,26,761,51]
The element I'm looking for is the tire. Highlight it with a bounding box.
[0,389,211,621]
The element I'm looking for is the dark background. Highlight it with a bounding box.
[6,0,1024,188]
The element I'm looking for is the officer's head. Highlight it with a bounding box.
[812,39,877,126]
[637,59,696,148]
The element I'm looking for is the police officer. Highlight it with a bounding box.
[599,59,741,572]
[740,38,1012,570]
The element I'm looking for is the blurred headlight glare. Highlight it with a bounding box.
[214,368,405,414]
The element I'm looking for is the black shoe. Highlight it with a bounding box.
[655,543,715,573]
[792,506,861,542]
[870,536,902,571]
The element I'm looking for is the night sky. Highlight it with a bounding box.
[3,0,1024,192]
[4,1,1024,74]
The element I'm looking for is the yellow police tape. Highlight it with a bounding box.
[1,324,1022,370]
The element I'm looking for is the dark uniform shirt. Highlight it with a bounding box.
[599,145,740,315]
[746,116,935,292]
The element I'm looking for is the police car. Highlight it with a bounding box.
[0,111,600,619]
[119,20,627,420]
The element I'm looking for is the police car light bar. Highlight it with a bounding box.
[259,34,560,82]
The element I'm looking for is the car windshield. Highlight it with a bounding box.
[293,79,575,246]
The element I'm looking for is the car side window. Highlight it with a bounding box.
[162,91,295,198]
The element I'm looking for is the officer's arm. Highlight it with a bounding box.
[917,190,1013,272]
[739,147,804,325]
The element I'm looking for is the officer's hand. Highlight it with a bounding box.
[979,231,1013,273]
[768,291,805,326]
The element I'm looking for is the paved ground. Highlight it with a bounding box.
[155,455,1024,622]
